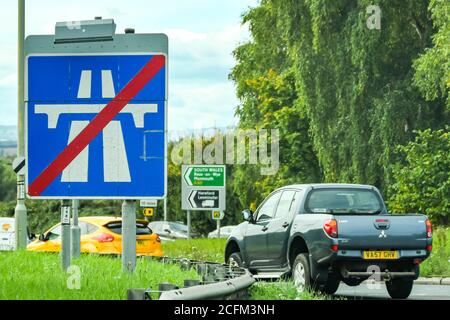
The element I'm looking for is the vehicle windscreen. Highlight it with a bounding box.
[305,188,383,214]
[105,222,152,235]
[170,223,188,233]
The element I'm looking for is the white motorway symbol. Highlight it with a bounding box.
[34,70,158,183]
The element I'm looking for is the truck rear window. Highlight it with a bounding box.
[105,222,153,235]
[305,188,383,214]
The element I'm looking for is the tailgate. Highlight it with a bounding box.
[336,215,428,250]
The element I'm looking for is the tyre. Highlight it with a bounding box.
[342,278,362,287]
[227,252,243,268]
[320,273,340,295]
[291,253,313,293]
[386,278,414,299]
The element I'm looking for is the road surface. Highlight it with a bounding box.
[335,282,450,300]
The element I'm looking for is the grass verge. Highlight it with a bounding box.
[421,227,450,277]
[162,238,227,263]
[0,251,199,300]
[249,281,330,300]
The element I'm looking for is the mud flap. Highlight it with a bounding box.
[309,254,328,286]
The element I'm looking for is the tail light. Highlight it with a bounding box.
[331,245,339,252]
[156,235,161,243]
[426,245,432,252]
[425,220,432,238]
[323,219,338,238]
[93,233,115,243]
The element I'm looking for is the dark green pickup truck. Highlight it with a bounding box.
[225,183,432,299]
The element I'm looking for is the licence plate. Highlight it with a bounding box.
[363,250,398,260]
[137,240,147,246]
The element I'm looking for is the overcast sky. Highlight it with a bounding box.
[0,0,257,131]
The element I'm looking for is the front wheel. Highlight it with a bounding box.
[292,253,313,293]
[227,252,243,268]
[386,278,414,299]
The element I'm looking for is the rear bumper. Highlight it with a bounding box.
[311,249,428,282]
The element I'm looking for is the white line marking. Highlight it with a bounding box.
[77,70,92,99]
[101,70,116,98]
[35,104,158,128]
[61,121,90,182]
[103,121,131,182]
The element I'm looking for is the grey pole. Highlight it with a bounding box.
[122,200,136,272]
[60,200,71,271]
[71,199,81,258]
[163,197,167,221]
[217,219,221,239]
[187,210,191,240]
[14,0,28,251]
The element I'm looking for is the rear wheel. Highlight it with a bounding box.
[386,278,414,299]
[292,253,312,293]
[227,252,243,268]
[319,273,340,295]
[342,278,362,287]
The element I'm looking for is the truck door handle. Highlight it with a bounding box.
[282,222,289,228]
[262,226,268,232]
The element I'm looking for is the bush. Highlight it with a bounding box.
[388,128,449,225]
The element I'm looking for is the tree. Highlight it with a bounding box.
[388,128,449,224]
[271,0,449,194]
[0,158,16,201]
[413,0,449,110]
[230,1,322,209]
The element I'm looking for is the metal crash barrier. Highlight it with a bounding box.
[127,256,255,300]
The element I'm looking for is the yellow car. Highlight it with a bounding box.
[27,216,163,257]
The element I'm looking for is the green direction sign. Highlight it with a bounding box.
[184,166,225,187]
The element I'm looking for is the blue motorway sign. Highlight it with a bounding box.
[26,53,167,199]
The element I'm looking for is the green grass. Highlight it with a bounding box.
[162,238,227,263]
[249,281,331,300]
[0,251,199,300]
[421,227,450,277]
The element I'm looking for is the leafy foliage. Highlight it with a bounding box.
[388,128,449,224]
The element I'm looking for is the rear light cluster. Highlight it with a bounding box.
[425,220,432,238]
[156,235,161,243]
[323,219,338,238]
[425,220,432,252]
[93,233,115,243]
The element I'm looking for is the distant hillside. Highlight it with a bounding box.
[0,126,17,142]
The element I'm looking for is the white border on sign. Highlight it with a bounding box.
[25,52,168,200]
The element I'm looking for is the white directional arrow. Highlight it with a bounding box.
[189,190,198,208]
[184,167,193,186]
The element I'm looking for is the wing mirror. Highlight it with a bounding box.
[39,233,48,242]
[242,209,254,222]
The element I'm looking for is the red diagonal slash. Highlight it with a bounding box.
[28,55,166,196]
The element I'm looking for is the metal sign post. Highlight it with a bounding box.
[164,197,168,221]
[122,200,136,272]
[217,219,221,239]
[14,0,28,251]
[61,200,71,271]
[71,199,80,258]
[187,210,191,240]
[212,210,224,238]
